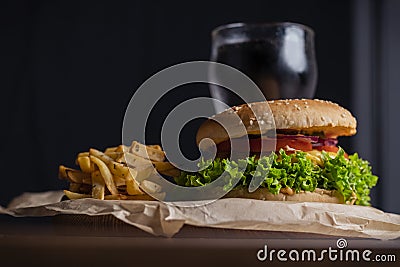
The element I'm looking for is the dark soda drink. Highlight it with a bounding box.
[210,23,317,110]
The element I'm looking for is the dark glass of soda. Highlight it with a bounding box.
[210,22,317,113]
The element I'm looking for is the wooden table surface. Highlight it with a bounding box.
[1,214,399,267]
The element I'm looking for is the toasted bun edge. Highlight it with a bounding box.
[196,99,357,145]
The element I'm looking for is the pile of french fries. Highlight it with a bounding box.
[59,141,180,200]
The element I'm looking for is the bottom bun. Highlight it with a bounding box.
[224,186,347,204]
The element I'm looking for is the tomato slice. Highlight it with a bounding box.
[215,136,348,158]
[275,138,312,152]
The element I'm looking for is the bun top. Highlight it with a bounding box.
[196,99,357,145]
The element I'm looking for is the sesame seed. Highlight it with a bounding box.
[321,116,325,121]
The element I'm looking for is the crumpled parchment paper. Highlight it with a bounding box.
[1,191,400,239]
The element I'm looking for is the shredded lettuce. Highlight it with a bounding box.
[174,148,378,206]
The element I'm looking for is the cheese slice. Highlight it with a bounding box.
[305,150,338,166]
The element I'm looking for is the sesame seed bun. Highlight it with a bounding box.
[196,99,357,145]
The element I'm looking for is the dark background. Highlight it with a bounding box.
[1,0,399,213]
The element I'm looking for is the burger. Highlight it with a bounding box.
[174,99,378,206]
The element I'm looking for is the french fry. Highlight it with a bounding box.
[64,190,154,200]
[75,152,90,165]
[90,155,118,195]
[89,148,114,164]
[113,175,126,187]
[59,165,91,184]
[77,152,90,157]
[108,161,130,178]
[125,169,144,195]
[104,146,118,153]
[62,141,170,201]
[130,141,165,162]
[64,191,155,201]
[104,152,123,161]
[141,180,162,193]
[58,165,69,179]
[77,156,96,173]
[135,165,155,182]
[116,152,153,170]
[63,190,91,200]
[114,145,129,153]
[89,148,129,177]
[91,170,105,200]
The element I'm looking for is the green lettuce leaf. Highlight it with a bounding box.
[174,148,378,206]
[320,149,378,205]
